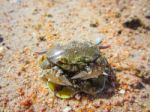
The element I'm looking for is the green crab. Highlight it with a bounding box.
[39,39,115,98]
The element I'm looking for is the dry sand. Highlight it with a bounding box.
[0,0,150,111]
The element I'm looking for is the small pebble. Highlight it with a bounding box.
[119,89,125,95]
[38,36,46,41]
[140,93,149,99]
[130,80,144,89]
[0,36,3,43]
[0,47,4,55]
[75,94,81,100]
[32,32,37,38]
[129,96,136,103]
[90,21,99,27]
[63,106,72,112]
[95,36,105,44]
[143,7,150,19]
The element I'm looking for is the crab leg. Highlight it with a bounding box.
[99,45,111,49]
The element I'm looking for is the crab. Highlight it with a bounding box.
[39,39,115,98]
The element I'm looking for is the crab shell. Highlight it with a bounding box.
[46,41,100,72]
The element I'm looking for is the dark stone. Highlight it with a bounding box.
[47,14,53,17]
[0,34,4,43]
[142,76,150,85]
[130,82,145,89]
[90,22,99,27]
[117,30,122,35]
[123,18,142,30]
[38,36,46,41]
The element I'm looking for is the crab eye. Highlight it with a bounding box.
[59,58,68,64]
[39,55,53,69]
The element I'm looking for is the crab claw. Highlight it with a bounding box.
[71,66,93,79]
[71,68,101,80]
[71,71,88,79]
[40,69,72,86]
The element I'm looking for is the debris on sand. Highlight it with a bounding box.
[63,106,72,112]
[119,89,125,95]
[0,34,4,43]
[123,17,142,30]
[0,47,4,59]
[123,16,150,30]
